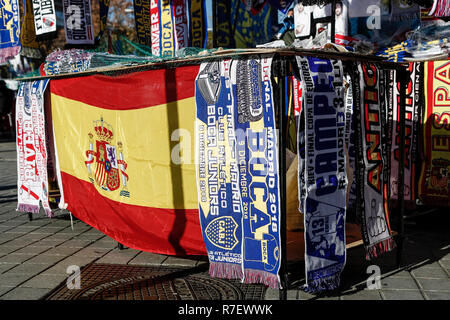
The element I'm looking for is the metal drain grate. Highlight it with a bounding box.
[44,264,267,300]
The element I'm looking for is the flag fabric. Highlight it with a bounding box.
[0,0,21,63]
[296,56,347,293]
[354,62,396,260]
[195,59,244,279]
[418,60,450,207]
[16,80,53,217]
[32,0,57,40]
[62,0,95,45]
[50,66,206,256]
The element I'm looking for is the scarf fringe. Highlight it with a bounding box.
[209,262,243,280]
[0,46,20,63]
[21,46,42,59]
[244,269,281,289]
[303,273,341,294]
[17,204,40,214]
[365,237,397,260]
[44,207,54,218]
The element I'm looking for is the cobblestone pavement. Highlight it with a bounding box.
[1,141,449,300]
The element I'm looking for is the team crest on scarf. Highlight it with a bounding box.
[85,117,129,197]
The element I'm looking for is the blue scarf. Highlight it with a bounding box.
[195,59,244,279]
[0,0,21,63]
[195,56,282,289]
[232,55,282,289]
[296,56,347,293]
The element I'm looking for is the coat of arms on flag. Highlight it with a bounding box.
[85,117,130,197]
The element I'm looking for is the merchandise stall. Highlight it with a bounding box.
[7,0,450,298]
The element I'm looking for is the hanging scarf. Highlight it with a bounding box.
[96,0,110,41]
[388,63,420,203]
[344,73,357,216]
[16,80,53,217]
[418,60,450,206]
[354,62,396,260]
[21,0,41,58]
[232,55,282,289]
[62,0,95,45]
[429,0,450,17]
[232,0,273,48]
[195,59,244,279]
[133,0,154,50]
[32,0,57,40]
[0,0,21,63]
[189,0,207,48]
[296,56,347,293]
[215,0,234,48]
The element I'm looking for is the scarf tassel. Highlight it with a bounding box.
[365,237,397,260]
[17,204,40,214]
[0,46,20,63]
[303,273,341,294]
[209,262,243,280]
[244,269,282,289]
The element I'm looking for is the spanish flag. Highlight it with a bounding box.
[50,66,207,256]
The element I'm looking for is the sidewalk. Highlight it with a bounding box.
[1,141,449,300]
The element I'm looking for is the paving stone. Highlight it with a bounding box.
[264,288,279,300]
[0,254,36,264]
[381,276,420,290]
[43,246,82,256]
[6,263,50,275]
[381,290,424,300]
[411,267,449,279]
[0,273,35,287]
[62,239,96,248]
[0,286,12,296]
[41,256,97,276]
[25,254,67,265]
[20,274,67,289]
[128,251,167,266]
[96,249,140,265]
[0,287,51,300]
[416,278,450,291]
[161,256,199,267]
[341,289,382,300]
[72,247,111,258]
[423,291,450,300]
[12,246,52,256]
[0,264,17,274]
[0,245,22,255]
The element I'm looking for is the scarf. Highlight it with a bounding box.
[195,59,244,279]
[429,0,450,17]
[344,73,357,217]
[16,80,53,217]
[32,0,57,40]
[388,63,421,203]
[96,0,110,41]
[195,56,282,289]
[296,56,347,292]
[233,55,282,289]
[20,0,41,58]
[189,0,207,48]
[215,0,234,48]
[0,0,21,63]
[232,0,273,48]
[354,62,396,260]
[62,0,95,45]
[418,60,450,206]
